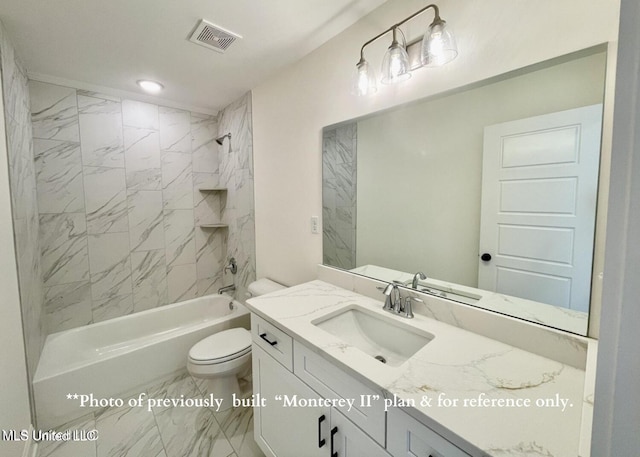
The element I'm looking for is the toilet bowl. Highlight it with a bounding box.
[187,327,252,408]
[187,278,284,410]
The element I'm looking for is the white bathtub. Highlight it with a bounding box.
[33,294,249,429]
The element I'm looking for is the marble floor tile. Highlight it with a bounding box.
[38,415,97,457]
[215,405,264,457]
[147,372,201,412]
[95,405,166,457]
[37,374,262,457]
[154,404,233,457]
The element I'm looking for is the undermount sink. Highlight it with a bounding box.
[312,305,434,367]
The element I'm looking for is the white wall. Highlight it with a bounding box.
[252,0,619,286]
[592,0,640,453]
[0,68,33,457]
[356,51,606,287]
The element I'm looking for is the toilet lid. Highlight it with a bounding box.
[189,328,251,362]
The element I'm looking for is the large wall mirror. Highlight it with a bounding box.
[322,46,608,336]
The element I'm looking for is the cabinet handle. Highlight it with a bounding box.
[317,415,326,447]
[259,333,278,346]
[330,426,338,457]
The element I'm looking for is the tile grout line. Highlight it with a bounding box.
[150,402,170,457]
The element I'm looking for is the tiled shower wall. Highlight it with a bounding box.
[322,123,357,270]
[30,81,256,334]
[0,21,45,400]
[217,93,256,300]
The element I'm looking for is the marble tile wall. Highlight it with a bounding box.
[322,123,357,270]
[31,82,255,334]
[217,92,256,300]
[0,19,45,418]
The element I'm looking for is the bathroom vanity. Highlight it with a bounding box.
[246,280,594,457]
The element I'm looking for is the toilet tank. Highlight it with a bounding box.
[246,278,285,298]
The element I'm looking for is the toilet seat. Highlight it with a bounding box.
[188,328,251,365]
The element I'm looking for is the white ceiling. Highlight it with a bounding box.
[0,0,387,114]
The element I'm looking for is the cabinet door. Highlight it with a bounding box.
[294,341,386,444]
[387,407,471,457]
[330,408,391,457]
[253,345,330,457]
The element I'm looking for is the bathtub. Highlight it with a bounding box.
[33,294,249,429]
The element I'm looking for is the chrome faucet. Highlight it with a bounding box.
[412,271,426,289]
[382,283,401,312]
[218,284,236,295]
[380,282,422,319]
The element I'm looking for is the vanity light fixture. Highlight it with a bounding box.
[351,3,457,96]
[136,79,164,94]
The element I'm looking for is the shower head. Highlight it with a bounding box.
[215,133,231,146]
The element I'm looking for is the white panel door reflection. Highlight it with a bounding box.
[478,104,602,312]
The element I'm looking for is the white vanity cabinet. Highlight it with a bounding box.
[253,343,390,457]
[253,344,329,457]
[387,407,472,457]
[251,313,472,457]
[330,408,391,457]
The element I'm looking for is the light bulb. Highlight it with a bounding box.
[381,42,411,85]
[137,80,164,94]
[351,60,377,96]
[421,20,458,67]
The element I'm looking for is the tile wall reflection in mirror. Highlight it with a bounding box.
[322,47,608,335]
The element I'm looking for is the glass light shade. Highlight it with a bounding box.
[351,60,377,96]
[380,42,411,85]
[421,20,458,67]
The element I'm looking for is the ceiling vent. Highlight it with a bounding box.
[188,20,242,53]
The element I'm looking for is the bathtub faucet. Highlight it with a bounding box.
[218,284,236,295]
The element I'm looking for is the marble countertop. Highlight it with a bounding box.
[247,280,589,457]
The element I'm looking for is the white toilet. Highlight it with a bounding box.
[187,278,284,410]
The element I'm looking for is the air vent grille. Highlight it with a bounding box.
[189,20,242,53]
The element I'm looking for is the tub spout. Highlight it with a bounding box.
[218,284,236,295]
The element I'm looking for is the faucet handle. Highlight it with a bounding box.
[402,296,423,319]
[381,283,396,311]
[380,283,399,312]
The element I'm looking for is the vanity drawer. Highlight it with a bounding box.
[251,314,293,372]
[387,407,472,457]
[293,341,386,446]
